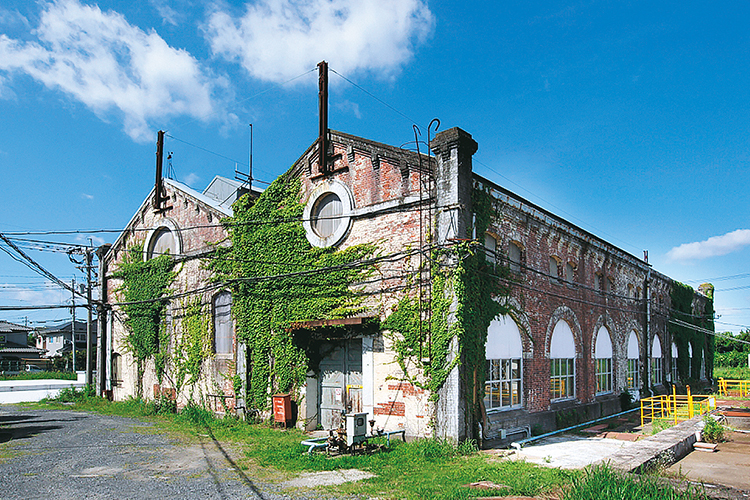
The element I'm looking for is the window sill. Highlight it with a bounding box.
[485,404,523,414]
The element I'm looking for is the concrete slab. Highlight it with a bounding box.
[668,431,750,492]
[511,434,638,469]
[280,469,376,488]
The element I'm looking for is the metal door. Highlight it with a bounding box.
[319,338,362,429]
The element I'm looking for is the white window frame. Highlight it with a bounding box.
[485,315,524,412]
[627,358,640,389]
[485,358,522,411]
[551,358,575,400]
[596,358,613,395]
[550,320,576,401]
[213,291,233,356]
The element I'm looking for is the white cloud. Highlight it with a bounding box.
[336,99,361,119]
[183,172,200,186]
[0,0,220,142]
[74,234,105,246]
[81,193,94,200]
[667,229,750,262]
[149,0,180,26]
[204,0,433,83]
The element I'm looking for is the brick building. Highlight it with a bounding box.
[98,126,712,442]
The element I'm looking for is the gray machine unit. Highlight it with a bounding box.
[345,412,368,447]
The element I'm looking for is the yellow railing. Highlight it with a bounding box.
[718,378,750,398]
[640,385,716,427]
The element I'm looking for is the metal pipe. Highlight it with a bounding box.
[510,406,640,450]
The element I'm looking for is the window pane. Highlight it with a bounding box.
[214,292,233,354]
[312,193,343,238]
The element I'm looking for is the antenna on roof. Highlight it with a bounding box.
[235,123,253,190]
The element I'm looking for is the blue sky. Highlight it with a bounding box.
[0,0,748,334]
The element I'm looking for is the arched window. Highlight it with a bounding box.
[671,342,679,383]
[627,331,640,389]
[651,336,663,386]
[485,315,523,411]
[550,320,575,400]
[688,343,693,378]
[595,326,613,395]
[213,291,233,355]
[112,352,122,386]
[508,242,522,273]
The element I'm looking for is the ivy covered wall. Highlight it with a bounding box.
[669,281,715,381]
[208,174,376,410]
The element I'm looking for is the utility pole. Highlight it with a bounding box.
[85,249,93,386]
[71,278,76,373]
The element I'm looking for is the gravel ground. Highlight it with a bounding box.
[0,404,300,499]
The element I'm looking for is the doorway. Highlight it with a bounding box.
[318,338,362,429]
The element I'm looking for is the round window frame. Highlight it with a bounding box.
[143,218,183,261]
[303,180,354,248]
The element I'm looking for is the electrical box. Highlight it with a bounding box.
[272,393,292,426]
[345,412,368,447]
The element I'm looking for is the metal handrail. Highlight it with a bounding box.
[640,385,716,426]
[718,378,750,398]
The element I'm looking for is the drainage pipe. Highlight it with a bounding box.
[510,406,640,451]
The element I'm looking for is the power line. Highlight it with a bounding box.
[329,67,418,125]
[0,233,84,300]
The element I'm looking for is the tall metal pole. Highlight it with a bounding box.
[85,249,93,386]
[71,278,76,373]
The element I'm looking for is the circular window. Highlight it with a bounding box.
[303,180,353,248]
[312,193,343,238]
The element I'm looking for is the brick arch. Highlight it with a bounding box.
[544,305,583,359]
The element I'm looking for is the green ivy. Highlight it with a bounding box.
[112,245,175,397]
[172,298,212,395]
[383,187,512,437]
[669,281,714,381]
[208,175,375,410]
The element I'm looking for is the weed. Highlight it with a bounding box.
[701,414,725,443]
[651,418,674,435]
[567,464,706,499]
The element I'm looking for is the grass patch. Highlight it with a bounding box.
[566,464,706,499]
[27,395,711,499]
[651,418,675,435]
[0,372,77,381]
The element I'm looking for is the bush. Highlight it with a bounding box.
[49,385,96,403]
[701,414,725,443]
[619,391,634,411]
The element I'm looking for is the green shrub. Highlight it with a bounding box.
[714,366,750,380]
[701,414,725,443]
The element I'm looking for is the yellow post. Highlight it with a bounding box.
[672,384,678,425]
[687,385,693,419]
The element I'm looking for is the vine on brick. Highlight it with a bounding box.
[208,174,375,410]
[112,245,175,397]
[670,281,714,381]
[383,187,513,437]
[172,298,212,396]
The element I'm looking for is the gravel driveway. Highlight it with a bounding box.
[0,404,296,499]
